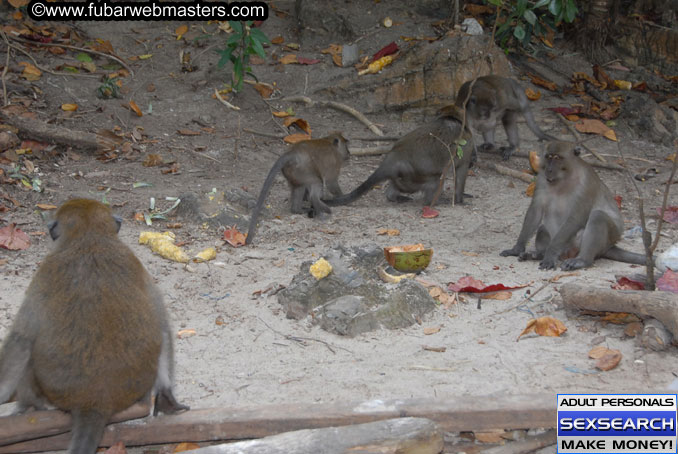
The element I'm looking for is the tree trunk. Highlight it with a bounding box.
[577,0,615,62]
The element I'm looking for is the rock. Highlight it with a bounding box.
[277,244,437,336]
[295,0,356,42]
[620,91,678,145]
[0,131,20,152]
[316,34,511,112]
[415,0,452,18]
[173,191,252,230]
[462,18,484,36]
[640,318,674,351]
[341,44,360,67]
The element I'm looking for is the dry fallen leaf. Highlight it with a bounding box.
[421,206,439,218]
[0,223,30,250]
[173,442,201,452]
[595,349,622,371]
[253,83,274,99]
[588,345,609,359]
[528,150,540,173]
[475,431,506,443]
[423,345,446,352]
[280,54,298,64]
[224,225,246,247]
[575,119,617,141]
[283,117,312,135]
[528,73,557,91]
[525,87,541,101]
[600,312,641,324]
[377,228,400,236]
[284,133,311,144]
[177,129,201,136]
[175,24,188,39]
[36,203,58,210]
[423,326,441,335]
[272,111,292,118]
[104,442,127,454]
[480,291,512,300]
[19,62,42,81]
[61,103,78,112]
[517,316,567,341]
[129,100,142,117]
[142,154,163,167]
[271,35,284,44]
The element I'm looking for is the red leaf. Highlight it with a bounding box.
[372,42,399,62]
[448,276,529,293]
[611,276,645,290]
[657,270,678,293]
[296,57,321,65]
[421,206,439,218]
[614,195,622,210]
[0,223,30,250]
[547,107,582,116]
[657,206,678,224]
[223,225,246,247]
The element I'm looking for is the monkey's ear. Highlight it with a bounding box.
[48,220,60,240]
[468,95,476,105]
[333,137,340,146]
[573,146,582,156]
[113,215,122,233]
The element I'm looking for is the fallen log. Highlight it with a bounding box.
[192,417,442,454]
[0,395,555,453]
[480,430,556,454]
[559,283,678,338]
[477,161,534,184]
[0,114,101,151]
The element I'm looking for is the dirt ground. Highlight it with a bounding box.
[0,3,677,452]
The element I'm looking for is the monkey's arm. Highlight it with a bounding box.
[500,200,542,257]
[0,333,31,403]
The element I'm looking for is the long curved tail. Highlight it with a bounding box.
[603,246,650,265]
[246,155,291,245]
[324,170,386,206]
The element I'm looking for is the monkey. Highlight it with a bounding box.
[245,132,349,245]
[455,75,555,161]
[500,141,647,271]
[323,104,473,207]
[0,199,188,454]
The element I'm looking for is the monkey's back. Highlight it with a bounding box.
[25,236,162,416]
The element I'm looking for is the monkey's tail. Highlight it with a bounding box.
[603,246,651,265]
[245,155,293,245]
[68,409,108,454]
[323,170,386,206]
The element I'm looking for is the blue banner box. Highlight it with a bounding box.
[557,394,677,453]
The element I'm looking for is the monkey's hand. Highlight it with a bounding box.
[479,143,496,153]
[561,258,590,271]
[500,246,523,257]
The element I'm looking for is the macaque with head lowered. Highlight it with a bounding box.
[324,105,473,207]
[0,199,188,454]
[245,132,349,245]
[456,75,555,161]
[500,141,647,270]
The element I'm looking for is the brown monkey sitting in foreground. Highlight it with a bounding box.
[246,132,349,245]
[500,141,646,270]
[456,75,555,161]
[0,199,188,454]
[324,105,473,207]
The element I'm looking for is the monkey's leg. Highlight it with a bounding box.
[540,218,584,270]
[479,128,497,152]
[561,210,614,270]
[290,186,306,214]
[325,180,343,198]
[308,185,332,219]
[153,331,189,415]
[452,157,471,205]
[0,334,31,404]
[518,227,548,261]
[499,111,519,160]
[68,409,108,454]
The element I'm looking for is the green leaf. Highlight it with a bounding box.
[513,24,526,40]
[517,0,527,14]
[564,0,577,22]
[216,48,233,68]
[249,27,270,44]
[534,0,550,7]
[226,33,241,46]
[487,0,502,6]
[229,21,243,34]
[548,0,562,16]
[76,52,93,62]
[456,145,464,160]
[251,38,266,58]
[523,9,537,25]
[233,58,242,78]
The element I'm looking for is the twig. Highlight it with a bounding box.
[349,145,392,156]
[651,145,678,253]
[493,273,576,316]
[214,88,240,111]
[283,95,384,136]
[243,128,284,139]
[478,149,625,171]
[615,133,655,289]
[477,161,533,183]
[257,317,352,354]
[8,35,134,77]
[1,32,9,107]
[2,39,98,78]
[555,114,606,162]
[595,153,655,164]
[350,135,400,141]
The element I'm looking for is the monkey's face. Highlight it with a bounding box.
[467,96,493,121]
[543,152,566,183]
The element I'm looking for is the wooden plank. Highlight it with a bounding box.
[0,395,555,453]
[0,402,149,446]
[191,417,442,454]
